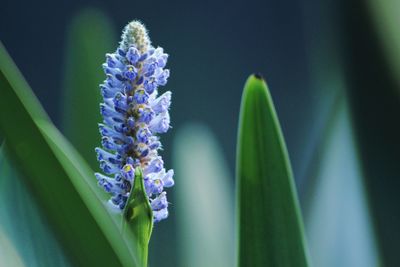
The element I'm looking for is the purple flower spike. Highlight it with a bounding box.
[95,21,174,223]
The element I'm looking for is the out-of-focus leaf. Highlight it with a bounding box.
[173,123,234,267]
[0,144,71,267]
[0,42,139,266]
[236,74,310,267]
[342,2,400,265]
[62,8,116,169]
[367,0,400,92]
[301,5,383,265]
[304,97,381,267]
[0,229,25,267]
[0,145,26,267]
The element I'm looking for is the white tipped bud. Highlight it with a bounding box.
[120,20,151,53]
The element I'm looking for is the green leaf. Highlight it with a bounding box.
[367,0,400,93]
[0,42,139,266]
[0,143,72,267]
[123,168,153,267]
[236,74,310,267]
[173,123,234,267]
[0,144,27,267]
[0,228,26,267]
[61,8,116,169]
[304,96,381,267]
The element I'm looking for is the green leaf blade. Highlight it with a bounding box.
[236,74,310,267]
[173,123,235,267]
[61,9,116,169]
[0,42,138,266]
[0,229,26,267]
[304,96,381,267]
[1,143,72,267]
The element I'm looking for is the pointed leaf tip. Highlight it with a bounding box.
[236,74,310,267]
[242,74,269,100]
[252,73,264,80]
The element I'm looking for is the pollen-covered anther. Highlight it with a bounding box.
[122,164,135,182]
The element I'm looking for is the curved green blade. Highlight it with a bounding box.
[236,74,310,267]
[0,145,28,267]
[61,8,116,169]
[367,0,400,93]
[174,123,235,267]
[305,96,381,267]
[0,229,26,267]
[0,42,138,266]
[0,143,72,267]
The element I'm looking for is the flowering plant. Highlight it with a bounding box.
[0,14,312,267]
[95,21,174,223]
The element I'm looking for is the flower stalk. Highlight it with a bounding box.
[95,21,174,223]
[94,20,174,266]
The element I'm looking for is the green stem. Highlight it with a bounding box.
[123,168,153,267]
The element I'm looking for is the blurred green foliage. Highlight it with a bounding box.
[173,123,234,267]
[304,96,380,267]
[0,144,71,267]
[0,228,25,267]
[62,9,116,169]
[342,1,400,265]
[367,0,400,92]
[0,42,140,266]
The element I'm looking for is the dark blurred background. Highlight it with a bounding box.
[1,0,399,266]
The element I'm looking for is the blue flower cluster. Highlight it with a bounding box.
[95,21,174,222]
